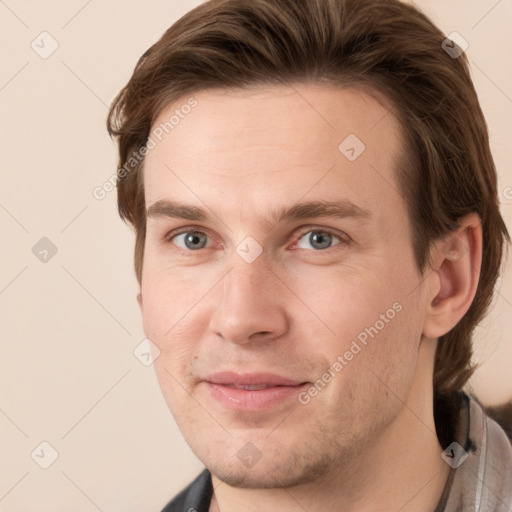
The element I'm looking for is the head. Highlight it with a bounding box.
[107,0,509,488]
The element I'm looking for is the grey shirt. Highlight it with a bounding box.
[435,394,512,511]
[162,393,512,511]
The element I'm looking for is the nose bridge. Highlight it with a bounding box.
[223,253,274,315]
[209,253,288,344]
[225,254,265,294]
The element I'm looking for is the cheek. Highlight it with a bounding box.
[319,299,420,427]
[286,263,403,345]
[140,263,213,339]
[287,256,421,398]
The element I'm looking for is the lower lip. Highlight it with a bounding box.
[205,382,308,411]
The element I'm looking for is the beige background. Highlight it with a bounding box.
[0,1,511,510]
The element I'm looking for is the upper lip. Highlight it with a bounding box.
[204,372,307,387]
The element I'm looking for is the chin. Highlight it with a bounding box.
[210,465,322,489]
[203,443,335,489]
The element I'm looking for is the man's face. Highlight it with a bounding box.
[140,84,428,487]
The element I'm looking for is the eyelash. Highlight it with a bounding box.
[162,225,349,253]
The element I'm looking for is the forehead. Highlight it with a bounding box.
[143,83,407,233]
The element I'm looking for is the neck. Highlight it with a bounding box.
[209,340,450,512]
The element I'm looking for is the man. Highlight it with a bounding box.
[107,0,512,510]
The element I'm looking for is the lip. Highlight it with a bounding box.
[203,372,309,411]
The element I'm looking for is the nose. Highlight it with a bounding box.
[208,257,289,345]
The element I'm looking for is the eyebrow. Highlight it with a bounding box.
[146,199,371,226]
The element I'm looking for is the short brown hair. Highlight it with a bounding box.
[107,0,509,396]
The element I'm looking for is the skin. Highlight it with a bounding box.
[139,84,482,511]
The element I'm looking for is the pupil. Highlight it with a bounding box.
[185,231,206,249]
[310,232,331,249]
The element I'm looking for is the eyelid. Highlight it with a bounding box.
[162,224,350,250]
[163,225,211,241]
[161,227,217,257]
[290,225,350,251]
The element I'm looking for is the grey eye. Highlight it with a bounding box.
[296,231,340,250]
[173,231,209,250]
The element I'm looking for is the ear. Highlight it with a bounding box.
[422,213,483,339]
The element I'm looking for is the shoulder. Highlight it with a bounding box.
[467,395,512,509]
[483,399,512,442]
[161,469,212,512]
[437,393,512,511]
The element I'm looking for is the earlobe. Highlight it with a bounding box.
[422,213,482,340]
